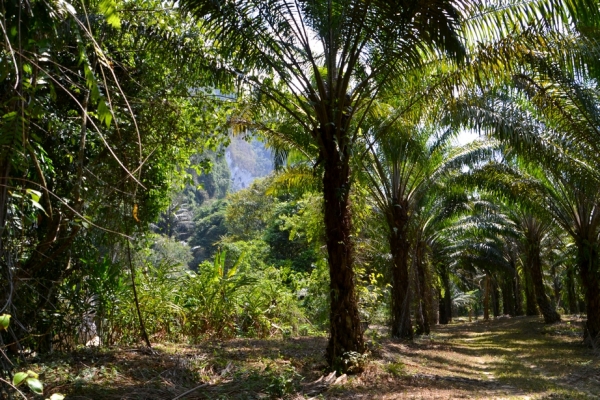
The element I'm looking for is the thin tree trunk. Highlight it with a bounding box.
[414,242,430,335]
[0,161,9,315]
[438,288,447,324]
[492,278,500,318]
[428,288,436,326]
[126,237,152,348]
[438,264,452,324]
[0,161,10,250]
[514,267,524,316]
[502,274,515,316]
[322,131,364,371]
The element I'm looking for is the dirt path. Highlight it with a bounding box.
[331,316,600,399]
[40,316,599,399]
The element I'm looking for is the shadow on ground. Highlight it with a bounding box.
[18,316,600,399]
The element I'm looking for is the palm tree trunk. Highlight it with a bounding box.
[483,275,490,321]
[514,267,524,316]
[321,130,365,371]
[566,266,578,314]
[523,265,539,316]
[389,207,413,339]
[577,240,600,346]
[414,243,430,335]
[492,278,500,318]
[502,275,515,316]
[529,247,560,323]
[438,264,452,324]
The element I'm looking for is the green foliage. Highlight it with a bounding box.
[0,315,64,398]
[264,364,302,397]
[226,178,275,240]
[189,199,230,266]
[294,258,330,330]
[0,0,233,354]
[385,361,407,378]
[2,0,599,377]
[93,243,307,342]
[12,370,43,395]
[186,152,231,206]
[0,315,10,331]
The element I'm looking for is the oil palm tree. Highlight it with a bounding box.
[448,9,600,334]
[510,209,561,323]
[359,105,496,338]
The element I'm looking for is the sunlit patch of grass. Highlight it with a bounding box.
[384,360,407,377]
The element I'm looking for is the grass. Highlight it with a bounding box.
[13,315,600,399]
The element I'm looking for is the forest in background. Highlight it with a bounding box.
[1,0,600,398]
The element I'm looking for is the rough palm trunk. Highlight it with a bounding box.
[389,202,413,339]
[414,242,430,335]
[523,266,539,316]
[502,275,515,316]
[438,264,452,324]
[514,267,524,316]
[577,240,600,346]
[483,275,490,321]
[492,278,500,318]
[321,127,365,371]
[528,245,560,323]
[566,266,578,315]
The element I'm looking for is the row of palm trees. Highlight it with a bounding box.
[337,12,600,347]
[180,0,600,370]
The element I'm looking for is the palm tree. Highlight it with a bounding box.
[359,102,496,337]
[442,196,523,319]
[413,186,470,328]
[511,210,561,323]
[179,0,469,369]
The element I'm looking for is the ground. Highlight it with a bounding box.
[21,315,600,399]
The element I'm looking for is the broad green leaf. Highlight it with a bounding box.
[26,378,43,395]
[30,199,47,214]
[99,0,121,29]
[2,111,17,121]
[0,314,10,331]
[12,372,27,386]
[26,370,39,379]
[26,189,42,203]
[97,99,112,127]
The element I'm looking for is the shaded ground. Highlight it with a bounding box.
[21,315,600,399]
